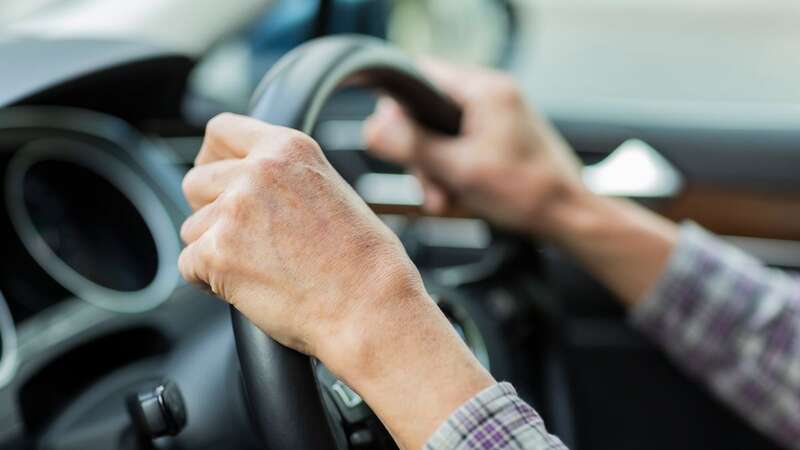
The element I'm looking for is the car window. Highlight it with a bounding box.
[514,0,800,113]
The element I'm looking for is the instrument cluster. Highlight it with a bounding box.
[0,106,186,389]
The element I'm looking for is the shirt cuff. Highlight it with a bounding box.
[424,382,566,450]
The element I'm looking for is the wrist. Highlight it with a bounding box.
[319,276,494,450]
[538,189,679,306]
[318,277,431,383]
[324,283,491,392]
[535,179,597,242]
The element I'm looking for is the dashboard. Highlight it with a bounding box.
[1,109,182,318]
[0,39,236,449]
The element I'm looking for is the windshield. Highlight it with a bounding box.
[8,0,799,120]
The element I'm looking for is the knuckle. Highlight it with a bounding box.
[222,189,251,224]
[198,238,220,270]
[179,219,192,243]
[181,169,198,199]
[488,75,522,105]
[281,131,320,159]
[204,230,236,274]
[206,112,237,136]
[179,244,208,282]
[250,157,287,180]
[177,248,192,274]
[214,221,237,248]
[460,165,489,190]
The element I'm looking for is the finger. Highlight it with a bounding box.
[178,238,209,287]
[364,97,416,165]
[182,159,245,210]
[424,185,448,215]
[413,169,449,214]
[417,58,480,105]
[365,96,474,193]
[406,130,475,194]
[180,201,218,244]
[365,97,458,166]
[195,113,280,165]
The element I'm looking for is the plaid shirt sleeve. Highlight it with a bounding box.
[425,221,800,450]
[631,221,800,448]
[424,382,567,450]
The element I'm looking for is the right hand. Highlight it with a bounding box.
[364,60,584,238]
[180,113,494,450]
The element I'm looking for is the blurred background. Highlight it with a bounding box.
[1,1,800,450]
[5,0,800,111]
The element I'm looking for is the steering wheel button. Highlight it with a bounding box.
[349,429,374,447]
[331,380,363,408]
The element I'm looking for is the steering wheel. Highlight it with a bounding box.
[231,35,464,449]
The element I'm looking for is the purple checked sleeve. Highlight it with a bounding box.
[424,382,567,450]
[425,222,800,449]
[631,222,800,448]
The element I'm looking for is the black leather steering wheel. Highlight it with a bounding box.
[232,35,463,449]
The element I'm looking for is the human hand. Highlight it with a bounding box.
[364,60,584,238]
[366,62,680,309]
[179,113,428,367]
[179,113,493,450]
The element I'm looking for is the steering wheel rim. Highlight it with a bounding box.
[232,35,463,449]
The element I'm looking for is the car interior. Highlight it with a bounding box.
[1,0,799,449]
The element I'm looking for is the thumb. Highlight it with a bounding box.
[412,169,450,214]
[365,97,464,167]
[364,97,420,165]
[413,135,473,194]
[365,97,473,195]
